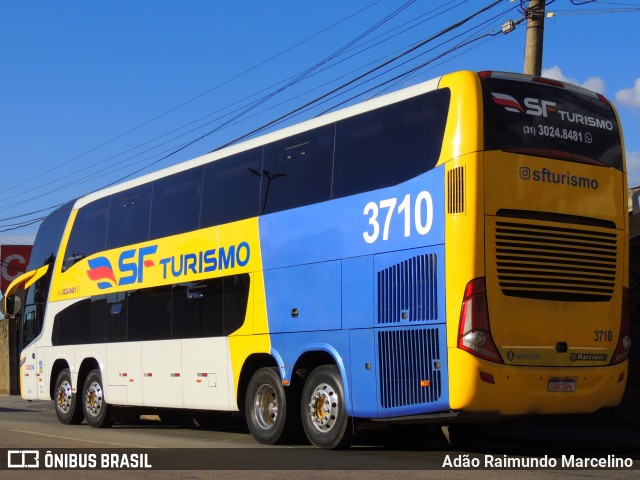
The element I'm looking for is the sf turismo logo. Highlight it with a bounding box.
[490,92,614,131]
[491,93,556,117]
[86,242,251,290]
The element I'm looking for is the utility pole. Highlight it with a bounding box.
[523,0,545,76]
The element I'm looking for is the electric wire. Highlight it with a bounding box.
[3,0,510,231]
[2,0,388,197]
[1,0,426,214]
[1,0,468,215]
[214,0,505,151]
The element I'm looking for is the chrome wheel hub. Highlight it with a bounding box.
[56,380,73,414]
[307,382,338,432]
[254,384,278,429]
[85,381,104,417]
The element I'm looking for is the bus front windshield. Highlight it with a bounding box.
[21,202,72,347]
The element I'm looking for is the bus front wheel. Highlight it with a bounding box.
[82,369,113,428]
[301,365,352,449]
[53,368,84,425]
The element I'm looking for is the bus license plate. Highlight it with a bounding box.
[548,378,576,392]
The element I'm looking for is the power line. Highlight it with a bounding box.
[214,0,505,151]
[314,5,522,114]
[2,0,510,232]
[0,218,45,233]
[2,1,387,198]
[550,7,640,14]
[67,1,423,190]
[3,1,462,214]
[1,0,424,215]
[0,259,27,274]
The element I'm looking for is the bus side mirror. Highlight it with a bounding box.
[1,295,22,318]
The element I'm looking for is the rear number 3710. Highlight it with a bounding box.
[362,191,433,244]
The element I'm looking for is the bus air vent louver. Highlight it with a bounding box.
[377,254,437,324]
[447,166,465,214]
[378,328,442,409]
[495,219,617,302]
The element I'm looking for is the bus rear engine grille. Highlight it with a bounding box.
[378,328,442,409]
[495,220,617,302]
[377,254,438,324]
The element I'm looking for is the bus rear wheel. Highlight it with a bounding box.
[53,368,84,425]
[301,365,352,449]
[82,369,113,428]
[245,367,300,444]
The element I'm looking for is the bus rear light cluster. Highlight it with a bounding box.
[458,277,503,363]
[611,287,632,365]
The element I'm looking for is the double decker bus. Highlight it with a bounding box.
[3,70,630,449]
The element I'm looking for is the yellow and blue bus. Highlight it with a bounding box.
[3,70,630,449]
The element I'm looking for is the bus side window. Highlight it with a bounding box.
[223,274,250,335]
[106,184,152,250]
[332,88,450,199]
[150,167,203,239]
[172,279,224,339]
[62,198,109,271]
[90,296,107,344]
[52,299,91,346]
[106,292,127,343]
[201,148,262,227]
[127,286,172,341]
[260,124,334,214]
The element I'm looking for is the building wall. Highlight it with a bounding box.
[0,319,9,394]
[624,212,640,419]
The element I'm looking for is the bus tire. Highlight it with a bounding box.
[53,368,84,425]
[245,367,300,444]
[82,369,113,428]
[301,365,352,449]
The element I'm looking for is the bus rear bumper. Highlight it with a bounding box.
[447,349,627,416]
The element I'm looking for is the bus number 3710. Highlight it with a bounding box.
[362,191,434,244]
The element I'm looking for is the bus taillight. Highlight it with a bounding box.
[458,277,503,363]
[611,287,632,365]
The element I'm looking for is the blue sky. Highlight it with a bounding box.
[1,0,639,245]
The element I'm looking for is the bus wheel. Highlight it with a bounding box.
[245,367,299,444]
[82,369,113,428]
[301,365,352,449]
[53,368,84,425]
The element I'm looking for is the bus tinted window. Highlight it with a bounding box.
[106,292,127,342]
[333,89,450,198]
[90,296,107,344]
[482,77,623,169]
[201,148,261,227]
[106,184,151,250]
[172,279,224,338]
[128,286,172,341]
[52,299,91,346]
[63,198,109,271]
[150,167,203,239]
[222,274,250,335]
[260,125,334,214]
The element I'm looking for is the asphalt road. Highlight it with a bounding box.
[0,394,638,479]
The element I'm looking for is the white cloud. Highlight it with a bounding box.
[541,66,606,94]
[627,151,640,188]
[542,66,572,83]
[615,79,640,110]
[582,77,606,95]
